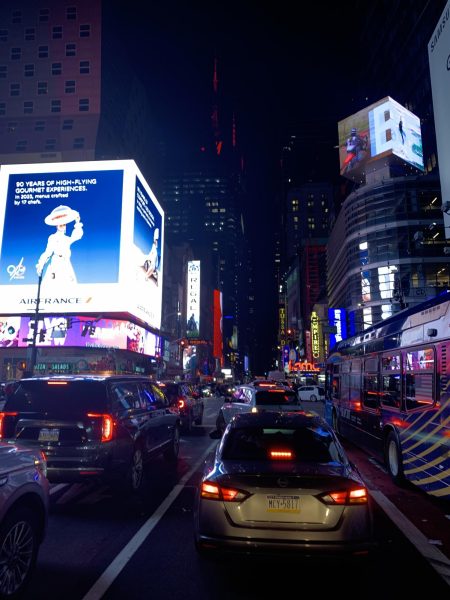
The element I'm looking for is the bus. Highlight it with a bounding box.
[324,290,450,499]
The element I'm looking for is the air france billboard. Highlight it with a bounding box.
[0,160,164,329]
[338,96,424,178]
[428,0,450,240]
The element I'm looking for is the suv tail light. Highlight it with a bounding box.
[178,398,185,410]
[87,413,114,442]
[320,487,368,505]
[200,480,249,502]
[0,412,17,439]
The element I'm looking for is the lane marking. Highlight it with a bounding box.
[370,489,450,586]
[81,439,218,600]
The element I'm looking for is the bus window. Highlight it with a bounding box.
[403,348,434,411]
[363,374,379,409]
[381,353,401,409]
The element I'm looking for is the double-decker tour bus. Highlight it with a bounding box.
[325,290,450,499]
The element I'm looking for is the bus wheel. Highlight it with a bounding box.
[332,410,340,435]
[385,431,405,485]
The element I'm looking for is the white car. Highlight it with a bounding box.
[297,385,325,402]
[216,384,301,434]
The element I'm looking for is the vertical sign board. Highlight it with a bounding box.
[213,289,223,359]
[428,0,450,240]
[0,160,164,329]
[186,260,200,339]
[311,312,320,361]
[328,308,347,349]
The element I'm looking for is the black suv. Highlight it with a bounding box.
[0,375,180,492]
[162,382,204,433]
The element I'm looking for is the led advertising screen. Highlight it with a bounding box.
[0,314,162,355]
[328,308,347,349]
[186,260,200,339]
[213,289,223,359]
[0,160,164,329]
[338,96,424,178]
[428,0,450,240]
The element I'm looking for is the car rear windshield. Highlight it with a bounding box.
[3,380,108,415]
[222,426,343,463]
[255,390,298,406]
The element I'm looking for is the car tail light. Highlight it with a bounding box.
[0,412,18,439]
[200,481,248,502]
[269,449,293,460]
[87,413,114,442]
[320,487,368,505]
[178,398,185,409]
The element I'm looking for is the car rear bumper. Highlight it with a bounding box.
[195,533,377,557]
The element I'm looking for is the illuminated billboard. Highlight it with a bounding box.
[186,260,200,339]
[0,314,162,355]
[428,0,450,240]
[213,289,223,359]
[0,160,163,329]
[338,96,424,178]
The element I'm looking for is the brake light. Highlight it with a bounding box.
[87,413,114,442]
[178,398,185,409]
[47,381,68,385]
[200,481,248,501]
[269,449,293,460]
[320,487,368,505]
[0,412,17,439]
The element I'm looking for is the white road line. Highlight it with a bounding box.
[370,489,450,587]
[81,440,218,600]
[49,483,69,496]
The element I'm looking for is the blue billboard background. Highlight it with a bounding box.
[0,169,123,285]
[133,177,162,271]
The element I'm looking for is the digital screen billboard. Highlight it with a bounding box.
[338,96,424,178]
[0,314,162,355]
[0,160,164,329]
[428,0,450,240]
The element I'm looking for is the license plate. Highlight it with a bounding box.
[38,428,60,442]
[266,494,300,513]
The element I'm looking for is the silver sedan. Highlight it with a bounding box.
[194,411,375,557]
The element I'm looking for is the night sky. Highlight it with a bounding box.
[106,1,364,370]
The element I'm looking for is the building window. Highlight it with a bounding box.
[79,98,89,112]
[7,122,17,132]
[11,47,21,60]
[52,26,63,39]
[67,6,77,20]
[45,139,56,151]
[0,65,7,78]
[24,63,34,77]
[38,45,49,58]
[0,103,6,116]
[12,10,22,24]
[24,28,35,41]
[37,81,48,95]
[10,83,20,96]
[65,80,75,93]
[73,137,84,149]
[79,60,90,74]
[62,119,73,130]
[51,62,62,75]
[23,101,33,114]
[34,120,45,131]
[51,99,61,113]
[65,43,76,57]
[0,30,8,42]
[39,9,50,22]
[79,24,90,37]
[16,140,27,152]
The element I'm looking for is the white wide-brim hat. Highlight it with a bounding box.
[44,205,78,226]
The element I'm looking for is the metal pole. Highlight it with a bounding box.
[28,272,43,376]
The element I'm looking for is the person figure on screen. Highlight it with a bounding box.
[187,313,198,333]
[144,228,159,282]
[399,118,406,144]
[345,127,365,161]
[36,205,83,286]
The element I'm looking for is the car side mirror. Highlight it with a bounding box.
[209,430,222,439]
